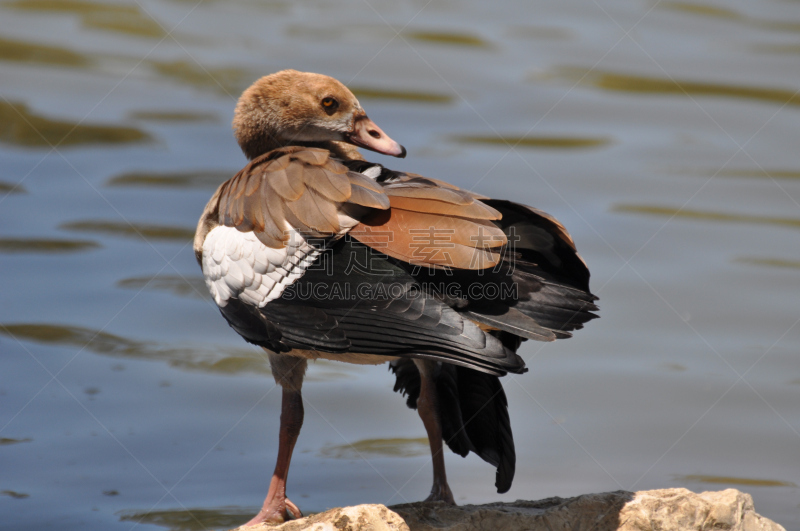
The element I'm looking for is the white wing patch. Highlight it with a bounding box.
[361,165,382,179]
[202,226,320,308]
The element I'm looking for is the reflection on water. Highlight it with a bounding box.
[404,31,489,48]
[0,323,272,375]
[1,490,30,499]
[0,101,149,147]
[659,362,688,372]
[128,111,218,122]
[60,220,196,242]
[614,205,800,229]
[117,275,209,299]
[106,170,231,189]
[660,1,741,20]
[5,0,166,39]
[285,23,376,42]
[0,323,357,379]
[452,135,610,149]
[118,507,251,531]
[0,238,100,253]
[0,437,32,445]
[350,87,453,104]
[150,60,254,95]
[661,1,800,32]
[2,322,161,355]
[735,257,800,270]
[557,68,800,108]
[752,43,800,55]
[0,181,25,193]
[284,26,489,48]
[319,437,429,459]
[716,169,800,181]
[677,475,797,488]
[0,35,89,67]
[506,26,573,41]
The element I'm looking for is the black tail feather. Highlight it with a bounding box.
[390,358,516,493]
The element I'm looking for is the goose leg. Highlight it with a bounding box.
[414,359,456,505]
[245,355,307,526]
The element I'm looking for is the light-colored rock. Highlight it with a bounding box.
[233,504,410,531]
[618,489,784,531]
[392,488,785,531]
[230,489,785,531]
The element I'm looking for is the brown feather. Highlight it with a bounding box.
[267,167,305,200]
[387,196,502,221]
[349,183,391,210]
[286,188,340,234]
[303,165,351,202]
[352,207,505,269]
[291,147,329,166]
[263,182,289,243]
[383,183,474,205]
[346,171,385,193]
[264,154,291,172]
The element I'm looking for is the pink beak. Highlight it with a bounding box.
[346,115,406,158]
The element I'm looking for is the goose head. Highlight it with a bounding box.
[233,69,406,160]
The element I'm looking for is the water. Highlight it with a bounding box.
[1,0,799,529]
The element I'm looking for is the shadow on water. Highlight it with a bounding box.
[0,101,149,147]
[554,68,800,108]
[60,220,195,242]
[0,238,100,253]
[614,204,800,230]
[118,507,253,531]
[318,437,429,459]
[106,170,232,189]
[676,475,797,488]
[452,135,611,149]
[4,0,167,39]
[116,275,209,299]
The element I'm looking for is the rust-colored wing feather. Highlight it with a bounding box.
[352,173,508,269]
[215,147,390,248]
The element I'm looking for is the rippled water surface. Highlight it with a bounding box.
[2,0,799,529]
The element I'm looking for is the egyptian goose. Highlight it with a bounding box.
[194,70,598,525]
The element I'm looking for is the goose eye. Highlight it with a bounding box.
[321,97,339,113]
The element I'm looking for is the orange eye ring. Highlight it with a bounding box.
[321,97,339,112]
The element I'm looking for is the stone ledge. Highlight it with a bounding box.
[234,488,785,531]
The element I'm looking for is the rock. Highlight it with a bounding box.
[232,504,409,531]
[230,488,785,531]
[392,489,785,531]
